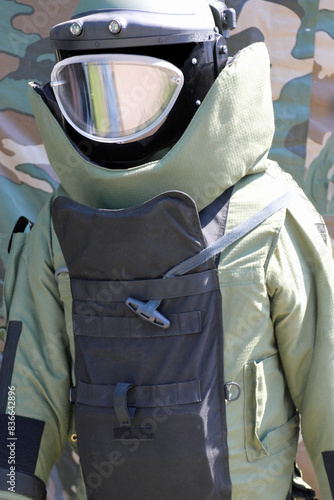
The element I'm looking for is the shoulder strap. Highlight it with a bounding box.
[165,190,294,278]
[128,190,295,327]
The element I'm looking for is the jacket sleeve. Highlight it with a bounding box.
[267,192,334,500]
[0,200,72,500]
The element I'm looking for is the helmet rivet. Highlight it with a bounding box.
[192,58,198,65]
[196,100,201,106]
[70,22,83,36]
[109,20,122,34]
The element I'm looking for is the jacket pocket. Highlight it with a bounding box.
[243,353,299,462]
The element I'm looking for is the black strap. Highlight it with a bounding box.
[0,321,22,413]
[166,190,294,278]
[130,191,295,325]
[73,380,201,409]
[113,383,135,426]
[0,414,45,475]
[74,310,202,338]
[0,467,46,500]
[322,451,334,498]
[7,216,34,253]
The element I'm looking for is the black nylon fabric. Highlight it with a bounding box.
[0,468,46,500]
[52,190,232,500]
[0,321,22,412]
[322,451,334,498]
[0,415,45,475]
[52,192,213,280]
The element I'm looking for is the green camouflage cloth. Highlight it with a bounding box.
[0,1,333,499]
[0,3,80,498]
[0,1,79,323]
[226,0,334,243]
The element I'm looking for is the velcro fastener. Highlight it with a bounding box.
[114,426,154,441]
[0,415,44,475]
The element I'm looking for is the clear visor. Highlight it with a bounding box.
[50,54,184,143]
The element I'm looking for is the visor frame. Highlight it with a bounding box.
[50,53,184,144]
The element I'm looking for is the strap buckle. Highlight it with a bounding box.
[126,297,170,329]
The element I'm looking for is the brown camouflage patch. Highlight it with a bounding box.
[13,0,80,38]
[319,0,332,9]
[0,111,57,193]
[0,54,20,81]
[309,61,334,145]
[0,110,59,185]
[228,0,314,101]
[0,110,42,146]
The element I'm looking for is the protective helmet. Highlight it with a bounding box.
[48,0,236,168]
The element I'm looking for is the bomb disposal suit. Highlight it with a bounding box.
[1,1,334,499]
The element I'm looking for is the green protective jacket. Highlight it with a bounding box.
[1,42,334,500]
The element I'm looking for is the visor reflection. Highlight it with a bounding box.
[51,54,184,143]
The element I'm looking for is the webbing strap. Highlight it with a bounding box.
[0,321,22,413]
[166,190,295,278]
[127,190,295,325]
[136,190,295,321]
[74,379,202,408]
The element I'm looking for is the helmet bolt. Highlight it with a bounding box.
[192,58,198,65]
[70,22,83,36]
[196,100,201,106]
[220,45,228,54]
[109,20,122,35]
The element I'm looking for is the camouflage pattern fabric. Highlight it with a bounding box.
[226,0,334,246]
[0,0,78,323]
[0,3,80,498]
[0,0,333,498]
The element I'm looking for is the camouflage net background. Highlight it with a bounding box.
[0,0,333,498]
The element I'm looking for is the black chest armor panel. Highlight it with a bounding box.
[52,189,233,500]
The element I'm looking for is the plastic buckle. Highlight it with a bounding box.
[126,297,170,329]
